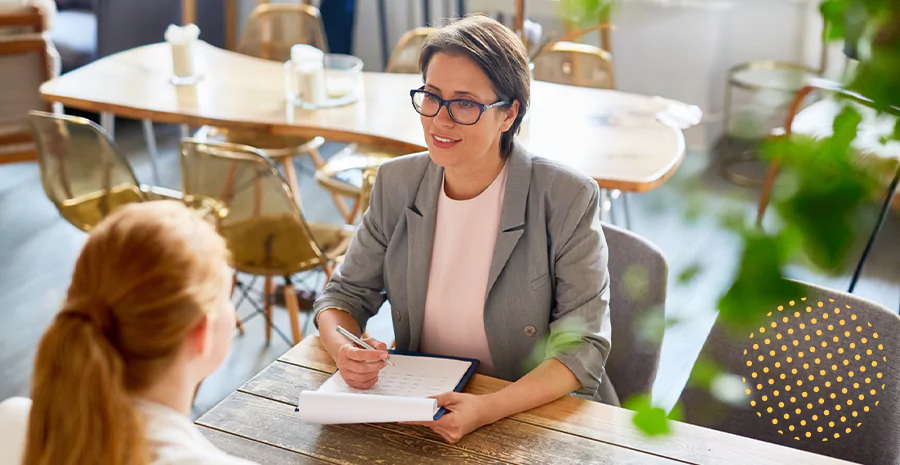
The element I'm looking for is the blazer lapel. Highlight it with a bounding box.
[405,161,442,351]
[485,143,532,301]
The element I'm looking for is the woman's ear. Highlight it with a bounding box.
[187,315,213,357]
[501,100,520,132]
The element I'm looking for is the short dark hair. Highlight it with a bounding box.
[419,15,530,157]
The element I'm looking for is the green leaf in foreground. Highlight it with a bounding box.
[624,394,670,437]
[718,230,802,329]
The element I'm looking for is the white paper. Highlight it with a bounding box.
[295,354,472,424]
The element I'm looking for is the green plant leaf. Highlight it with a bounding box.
[624,394,671,436]
[686,355,721,391]
[718,231,802,329]
[677,263,702,284]
[819,0,849,40]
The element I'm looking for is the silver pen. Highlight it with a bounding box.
[335,325,394,366]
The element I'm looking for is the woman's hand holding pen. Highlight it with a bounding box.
[336,337,390,389]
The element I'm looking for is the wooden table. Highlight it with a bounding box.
[195,336,852,464]
[40,42,692,194]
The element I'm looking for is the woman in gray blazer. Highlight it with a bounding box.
[314,15,611,443]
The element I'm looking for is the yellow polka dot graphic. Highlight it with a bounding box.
[743,298,886,442]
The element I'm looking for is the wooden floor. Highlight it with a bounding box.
[1,118,897,418]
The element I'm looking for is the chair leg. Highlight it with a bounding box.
[322,260,335,282]
[284,279,303,345]
[264,276,274,344]
[231,274,245,335]
[142,119,162,185]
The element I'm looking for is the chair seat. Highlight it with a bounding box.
[193,126,324,160]
[315,148,394,197]
[219,214,353,276]
[57,183,145,231]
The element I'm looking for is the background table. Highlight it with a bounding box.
[195,336,852,464]
[40,42,689,193]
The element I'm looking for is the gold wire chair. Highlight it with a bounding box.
[180,139,353,345]
[385,27,434,74]
[531,41,615,89]
[27,111,180,232]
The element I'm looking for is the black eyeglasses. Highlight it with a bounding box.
[410,87,509,125]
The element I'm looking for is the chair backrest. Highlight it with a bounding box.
[0,27,56,163]
[27,111,145,231]
[0,397,30,465]
[385,27,434,74]
[678,281,900,464]
[237,3,327,62]
[532,41,615,89]
[600,222,667,403]
[180,139,327,276]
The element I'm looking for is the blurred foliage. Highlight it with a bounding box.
[624,394,672,436]
[559,0,900,439]
[523,319,585,372]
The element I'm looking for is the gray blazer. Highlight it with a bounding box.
[314,143,612,397]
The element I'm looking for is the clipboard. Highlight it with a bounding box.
[389,350,480,420]
[295,351,480,423]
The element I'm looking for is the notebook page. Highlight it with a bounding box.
[318,354,472,398]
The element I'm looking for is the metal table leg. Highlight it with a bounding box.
[848,164,900,293]
[142,120,162,185]
[100,112,115,138]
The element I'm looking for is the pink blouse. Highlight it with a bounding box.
[419,163,509,374]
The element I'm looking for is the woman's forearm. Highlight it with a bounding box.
[482,358,581,424]
[316,309,363,361]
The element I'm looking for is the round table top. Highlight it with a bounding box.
[40,42,698,192]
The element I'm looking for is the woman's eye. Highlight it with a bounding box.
[424,94,440,102]
[458,100,477,108]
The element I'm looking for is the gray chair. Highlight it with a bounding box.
[678,281,900,464]
[600,223,667,405]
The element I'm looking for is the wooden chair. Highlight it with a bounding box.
[27,111,181,232]
[0,7,56,165]
[384,27,434,74]
[678,281,900,464]
[180,139,354,345]
[756,80,900,298]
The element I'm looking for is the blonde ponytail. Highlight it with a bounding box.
[23,201,230,465]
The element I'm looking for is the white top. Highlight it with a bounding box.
[0,397,257,465]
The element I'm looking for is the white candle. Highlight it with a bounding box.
[166,24,200,78]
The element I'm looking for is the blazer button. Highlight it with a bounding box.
[393,310,402,322]
[524,325,537,337]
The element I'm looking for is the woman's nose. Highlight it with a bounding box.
[434,104,456,127]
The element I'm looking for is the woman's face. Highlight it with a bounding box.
[420,52,519,168]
